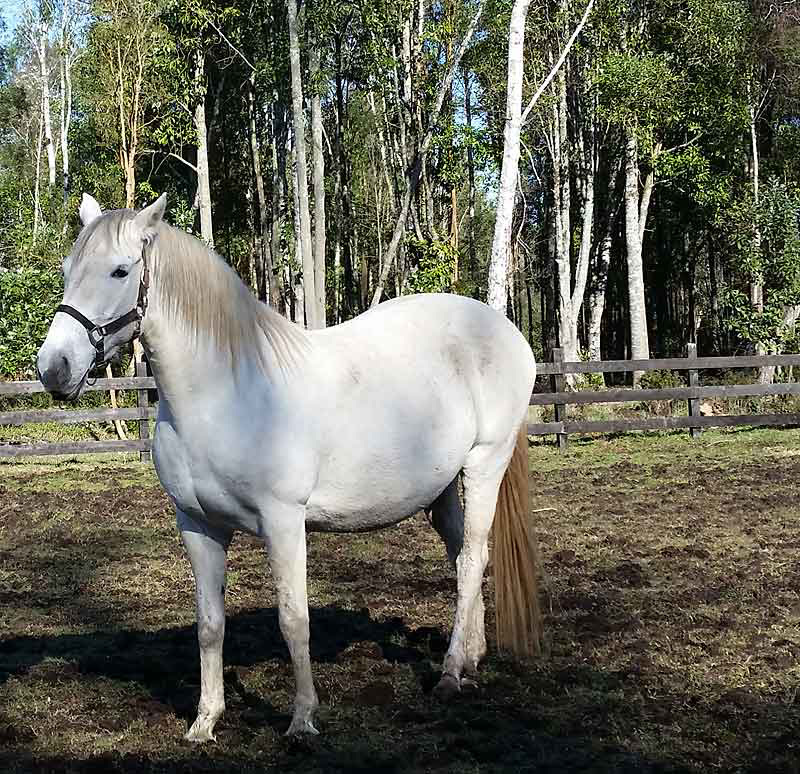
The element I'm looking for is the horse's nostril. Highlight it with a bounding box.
[38,354,72,389]
[58,355,71,382]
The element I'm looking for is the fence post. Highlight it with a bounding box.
[687,342,700,439]
[136,359,151,462]
[551,347,568,451]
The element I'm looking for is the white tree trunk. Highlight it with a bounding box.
[553,64,575,364]
[287,0,318,328]
[624,129,650,382]
[58,24,72,208]
[487,0,531,313]
[588,154,622,365]
[588,230,611,362]
[571,127,595,350]
[749,101,773,383]
[371,0,485,306]
[247,73,269,301]
[310,47,327,328]
[194,50,214,247]
[750,103,763,315]
[33,91,45,243]
[38,21,56,188]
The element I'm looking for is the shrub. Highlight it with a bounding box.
[0,267,63,379]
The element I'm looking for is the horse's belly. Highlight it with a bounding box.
[304,501,418,532]
[304,461,459,533]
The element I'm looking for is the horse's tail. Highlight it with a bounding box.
[491,425,542,657]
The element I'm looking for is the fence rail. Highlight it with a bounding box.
[0,375,155,461]
[530,345,800,448]
[535,353,800,375]
[2,350,799,458]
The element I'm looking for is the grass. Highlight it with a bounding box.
[0,429,799,772]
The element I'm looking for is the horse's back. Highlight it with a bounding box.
[322,294,535,432]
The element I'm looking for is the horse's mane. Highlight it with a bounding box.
[152,222,307,377]
[73,209,307,378]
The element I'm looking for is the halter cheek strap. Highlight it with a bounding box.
[56,246,150,369]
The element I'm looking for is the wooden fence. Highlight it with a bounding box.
[2,349,800,458]
[0,361,155,461]
[531,345,800,449]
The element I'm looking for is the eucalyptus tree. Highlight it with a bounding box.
[82,0,172,209]
[371,0,486,306]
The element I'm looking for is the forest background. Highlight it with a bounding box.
[0,0,799,386]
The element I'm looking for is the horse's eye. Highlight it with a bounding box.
[111,267,129,279]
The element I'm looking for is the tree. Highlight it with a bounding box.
[486,0,531,312]
[83,0,171,208]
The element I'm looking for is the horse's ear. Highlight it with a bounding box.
[132,193,167,243]
[79,193,102,227]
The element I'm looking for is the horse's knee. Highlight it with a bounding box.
[197,610,225,649]
[278,601,309,643]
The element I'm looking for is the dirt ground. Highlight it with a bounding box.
[0,429,799,773]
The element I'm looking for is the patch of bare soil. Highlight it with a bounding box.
[0,447,798,772]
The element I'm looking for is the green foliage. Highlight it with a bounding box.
[407,238,456,294]
[596,51,683,137]
[639,370,685,390]
[0,267,62,379]
[720,180,800,351]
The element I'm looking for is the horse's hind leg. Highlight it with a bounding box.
[435,440,513,699]
[178,510,233,742]
[429,478,463,565]
[429,479,485,680]
[264,506,319,736]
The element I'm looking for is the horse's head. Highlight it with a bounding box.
[37,193,166,400]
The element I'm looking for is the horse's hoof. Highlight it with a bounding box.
[432,673,460,701]
[184,724,216,743]
[286,717,319,737]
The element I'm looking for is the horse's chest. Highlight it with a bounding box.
[152,420,264,535]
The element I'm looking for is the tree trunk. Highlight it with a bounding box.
[310,47,327,327]
[552,63,575,367]
[247,73,269,302]
[194,49,214,247]
[371,0,485,307]
[58,14,73,211]
[624,129,650,383]
[33,91,45,243]
[571,125,595,358]
[749,102,771,383]
[39,21,56,188]
[271,99,289,316]
[464,68,476,281]
[287,0,318,328]
[334,34,356,318]
[588,231,611,362]
[486,0,531,313]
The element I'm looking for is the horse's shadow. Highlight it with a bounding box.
[0,605,442,729]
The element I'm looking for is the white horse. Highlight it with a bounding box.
[37,194,541,742]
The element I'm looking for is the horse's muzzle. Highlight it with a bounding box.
[36,353,75,400]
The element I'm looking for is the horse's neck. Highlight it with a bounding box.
[141,299,297,424]
[141,317,229,421]
[140,232,312,420]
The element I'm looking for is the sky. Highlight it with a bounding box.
[1,1,24,45]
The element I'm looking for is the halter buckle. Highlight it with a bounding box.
[87,326,105,350]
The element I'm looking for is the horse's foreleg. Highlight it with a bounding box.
[265,511,319,736]
[178,510,232,743]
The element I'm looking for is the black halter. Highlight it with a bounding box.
[56,247,150,369]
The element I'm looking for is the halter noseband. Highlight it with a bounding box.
[55,246,150,370]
